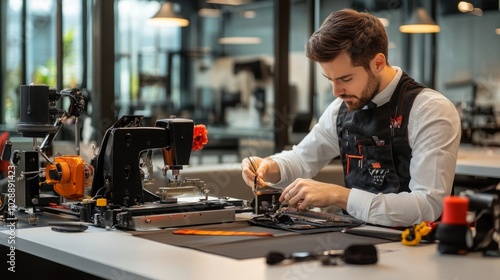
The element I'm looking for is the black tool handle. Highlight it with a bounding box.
[48,222,91,233]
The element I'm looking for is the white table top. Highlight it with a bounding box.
[1,224,499,280]
[456,145,500,178]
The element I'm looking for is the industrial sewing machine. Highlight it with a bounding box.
[80,114,243,231]
[1,84,244,231]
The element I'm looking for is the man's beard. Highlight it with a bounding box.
[343,71,380,110]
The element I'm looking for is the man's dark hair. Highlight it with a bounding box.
[305,9,389,70]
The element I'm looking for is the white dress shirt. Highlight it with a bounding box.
[270,67,462,227]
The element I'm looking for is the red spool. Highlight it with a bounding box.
[442,196,469,225]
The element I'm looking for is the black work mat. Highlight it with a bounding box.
[131,221,393,259]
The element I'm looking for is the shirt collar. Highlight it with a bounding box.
[368,66,402,108]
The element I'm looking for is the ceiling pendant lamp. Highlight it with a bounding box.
[148,2,189,27]
[399,7,440,33]
[218,37,261,45]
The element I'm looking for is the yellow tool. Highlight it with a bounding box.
[401,221,437,246]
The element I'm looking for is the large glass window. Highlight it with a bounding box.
[1,0,85,131]
[115,0,182,123]
[3,0,23,128]
[61,0,83,89]
[3,0,496,149]
[27,0,56,88]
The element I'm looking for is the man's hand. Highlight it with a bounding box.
[241,156,280,190]
[279,179,350,210]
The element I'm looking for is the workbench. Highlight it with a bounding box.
[1,216,499,280]
[1,146,499,279]
[455,145,500,179]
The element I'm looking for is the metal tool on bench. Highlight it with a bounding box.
[81,115,243,231]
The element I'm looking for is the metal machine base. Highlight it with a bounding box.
[122,208,236,231]
[91,198,244,231]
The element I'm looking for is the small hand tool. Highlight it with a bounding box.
[247,152,260,215]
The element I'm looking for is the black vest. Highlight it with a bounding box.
[336,72,425,194]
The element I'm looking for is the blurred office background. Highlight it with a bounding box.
[1,0,499,165]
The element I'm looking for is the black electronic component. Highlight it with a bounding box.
[49,222,91,233]
[266,244,378,265]
[17,84,59,137]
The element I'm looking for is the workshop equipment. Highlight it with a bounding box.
[436,186,500,257]
[2,85,87,218]
[2,85,244,231]
[45,155,94,200]
[81,115,243,231]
